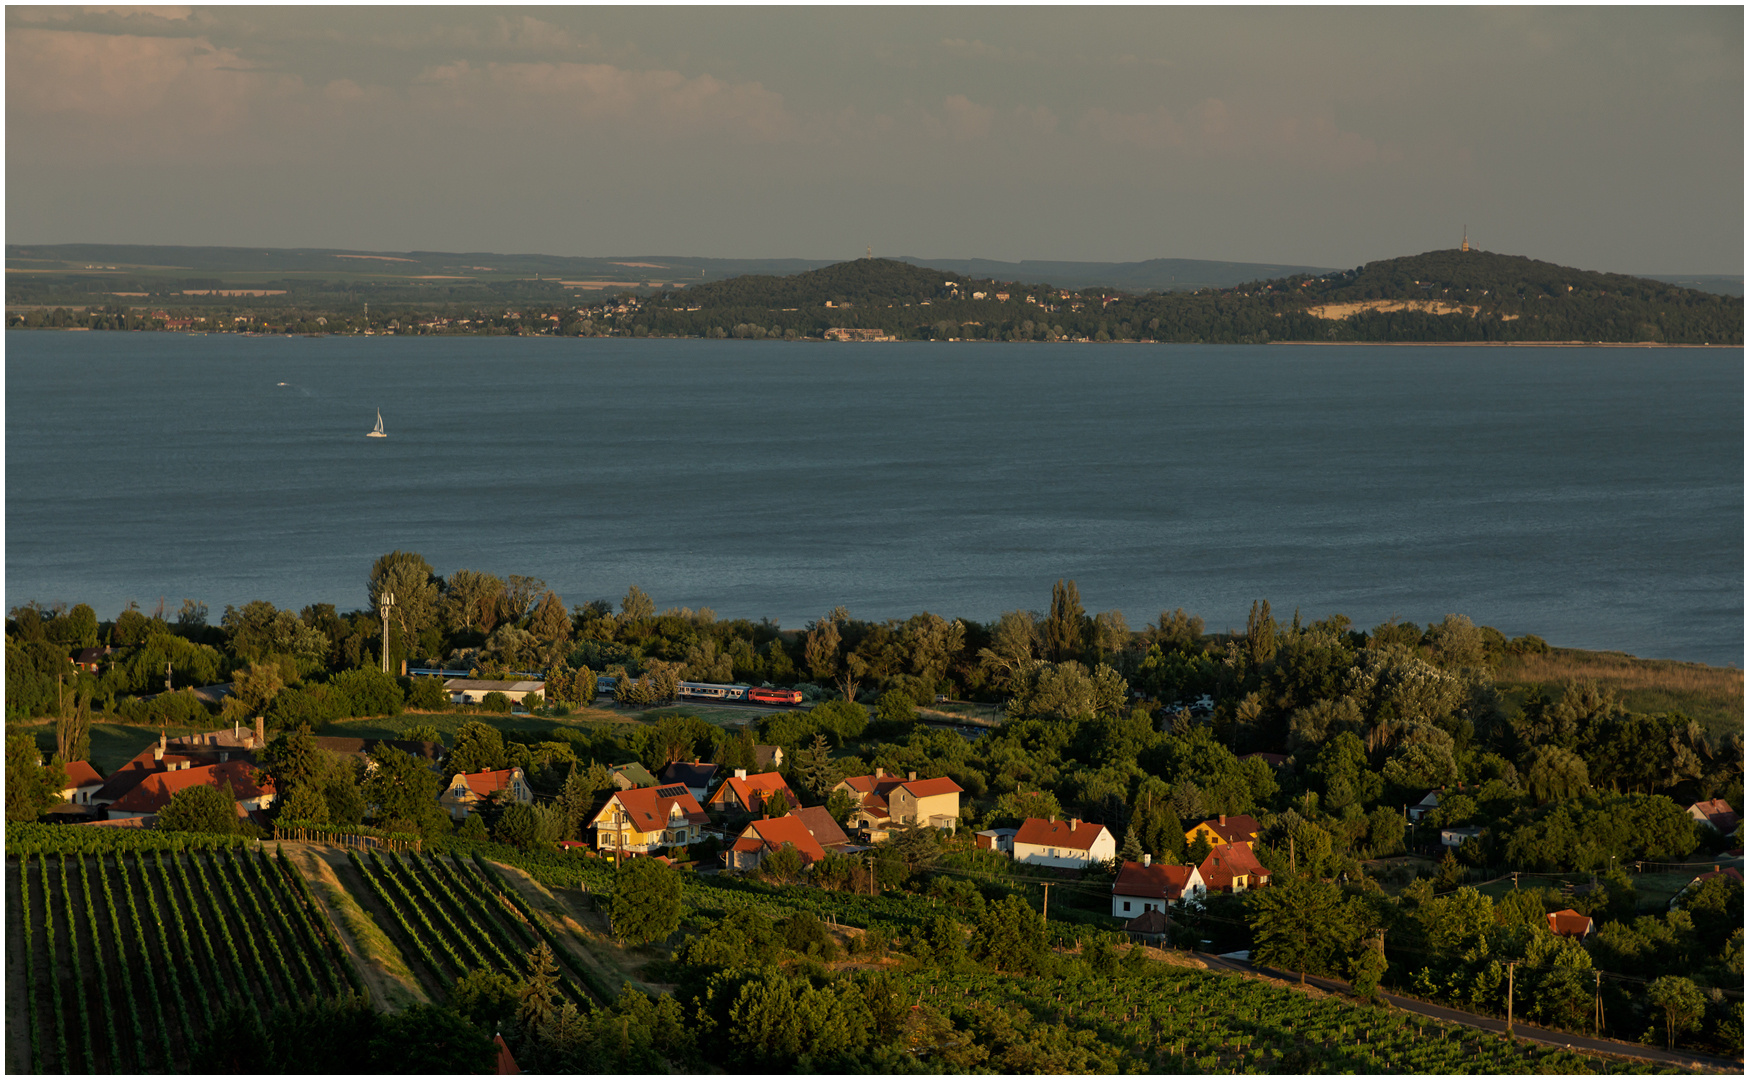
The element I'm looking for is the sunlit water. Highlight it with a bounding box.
[6,333,1741,665]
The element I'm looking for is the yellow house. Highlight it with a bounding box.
[1185,813,1260,849]
[590,783,710,855]
[832,768,963,841]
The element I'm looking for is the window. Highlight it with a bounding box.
[1123,901,1132,912]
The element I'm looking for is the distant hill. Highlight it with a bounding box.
[894,255,1335,292]
[1639,274,1742,297]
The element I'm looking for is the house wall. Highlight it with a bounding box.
[1014,832,1114,869]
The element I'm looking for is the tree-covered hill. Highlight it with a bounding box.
[671,258,959,309]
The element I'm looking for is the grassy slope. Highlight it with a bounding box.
[1493,648,1743,741]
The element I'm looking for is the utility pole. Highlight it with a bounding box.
[869,855,876,897]
[165,660,173,695]
[1042,883,1050,921]
[379,592,394,675]
[1506,961,1515,1035]
[1594,971,1602,1037]
[1511,871,1519,890]
[1289,835,1296,872]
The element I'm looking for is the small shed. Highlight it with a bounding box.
[1124,908,1172,947]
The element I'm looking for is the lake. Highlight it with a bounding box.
[6,333,1741,665]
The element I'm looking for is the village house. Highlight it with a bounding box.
[73,646,117,673]
[1185,813,1261,849]
[1197,841,1270,893]
[591,784,710,855]
[754,745,785,771]
[658,760,720,803]
[1546,909,1595,940]
[105,759,276,821]
[792,803,856,852]
[58,760,106,805]
[1408,791,1441,823]
[832,769,964,841]
[975,827,1019,856]
[439,767,533,820]
[706,769,800,817]
[1440,826,1484,848]
[1111,855,1206,917]
[1012,817,1115,869]
[1687,799,1741,837]
[1669,866,1742,910]
[442,678,545,705]
[726,815,828,872]
[610,762,660,790]
[89,732,230,810]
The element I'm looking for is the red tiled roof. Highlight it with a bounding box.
[1547,909,1593,938]
[601,785,709,833]
[792,804,851,848]
[708,771,796,811]
[1125,908,1172,935]
[1192,815,1261,845]
[900,775,964,798]
[455,768,523,798]
[739,815,827,863]
[494,1034,521,1075]
[1198,842,1268,892]
[93,748,216,803]
[1113,860,1198,900]
[1014,817,1109,852]
[108,760,273,815]
[59,760,104,789]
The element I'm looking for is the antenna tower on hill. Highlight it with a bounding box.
[1461,226,1471,253]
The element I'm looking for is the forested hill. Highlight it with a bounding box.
[669,258,952,309]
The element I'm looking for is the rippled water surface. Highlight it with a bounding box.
[7,333,1741,664]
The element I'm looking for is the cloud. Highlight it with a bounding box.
[934,93,994,139]
[1077,97,1399,171]
[409,59,793,141]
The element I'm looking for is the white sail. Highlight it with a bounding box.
[367,409,387,437]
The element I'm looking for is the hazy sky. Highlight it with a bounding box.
[7,6,1742,272]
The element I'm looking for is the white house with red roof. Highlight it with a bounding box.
[1111,855,1205,917]
[706,769,799,817]
[727,815,829,871]
[590,784,710,854]
[57,760,106,805]
[1687,799,1741,837]
[832,768,963,841]
[105,760,276,821]
[1012,817,1115,869]
[439,767,533,820]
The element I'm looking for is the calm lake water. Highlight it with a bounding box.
[6,333,1742,665]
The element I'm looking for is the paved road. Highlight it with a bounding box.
[1195,952,1740,1073]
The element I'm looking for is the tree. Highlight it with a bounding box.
[527,591,573,665]
[1526,745,1590,804]
[1349,935,1388,999]
[972,893,1047,974]
[6,734,64,822]
[277,781,330,823]
[364,745,446,834]
[558,764,601,841]
[621,585,656,624]
[1246,873,1354,983]
[763,789,792,818]
[1043,579,1087,663]
[1646,975,1707,1050]
[367,551,441,670]
[368,1005,496,1074]
[759,842,805,884]
[493,802,540,848]
[518,942,561,1032]
[157,782,240,835]
[803,612,843,685]
[794,733,840,800]
[447,720,508,775]
[442,569,505,635]
[610,856,682,944]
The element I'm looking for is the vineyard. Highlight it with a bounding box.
[8,847,360,1073]
[334,849,602,1007]
[885,964,1670,1075]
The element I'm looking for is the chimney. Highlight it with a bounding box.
[908,771,917,782]
[1218,813,1226,826]
[875,767,884,779]
[1071,818,1080,832]
[735,768,747,781]
[153,730,165,764]
[1144,853,1152,867]
[255,716,265,746]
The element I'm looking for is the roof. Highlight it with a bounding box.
[1415,791,1441,808]
[1192,815,1261,844]
[899,776,964,799]
[1689,800,1741,833]
[313,736,443,763]
[737,816,827,863]
[1198,843,1269,891]
[79,815,153,828]
[754,744,783,769]
[1113,860,1199,900]
[92,743,228,803]
[1014,818,1110,853]
[1125,908,1172,935]
[494,1034,521,1075]
[611,762,660,788]
[74,646,115,666]
[1547,909,1594,937]
[59,760,104,789]
[597,785,709,833]
[451,768,525,798]
[1690,867,1743,887]
[108,760,274,815]
[792,804,851,848]
[709,771,797,809]
[659,760,719,789]
[443,678,545,693]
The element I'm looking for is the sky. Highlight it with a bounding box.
[6,6,1743,273]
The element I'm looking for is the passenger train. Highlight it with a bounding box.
[678,681,805,706]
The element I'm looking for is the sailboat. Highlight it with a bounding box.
[367,409,387,438]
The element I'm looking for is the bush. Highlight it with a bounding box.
[406,676,449,711]
[117,689,213,727]
[480,691,512,714]
[330,667,405,717]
